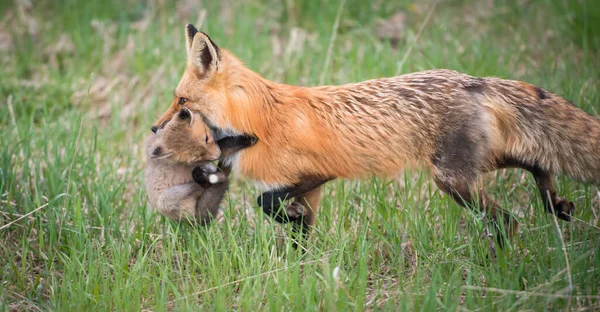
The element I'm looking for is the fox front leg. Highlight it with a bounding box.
[258,180,329,250]
[257,176,331,224]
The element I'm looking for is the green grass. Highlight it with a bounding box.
[1,0,599,310]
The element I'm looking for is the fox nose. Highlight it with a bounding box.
[151,125,158,133]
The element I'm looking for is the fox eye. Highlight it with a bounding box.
[205,134,209,144]
[178,97,188,105]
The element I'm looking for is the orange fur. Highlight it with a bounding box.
[155,31,600,189]
[152,26,600,242]
[158,51,434,186]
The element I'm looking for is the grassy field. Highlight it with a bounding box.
[1,0,599,310]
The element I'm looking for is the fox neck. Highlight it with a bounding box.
[220,55,324,141]
[214,55,340,184]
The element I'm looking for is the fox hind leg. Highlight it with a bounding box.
[530,168,574,221]
[432,173,518,249]
[430,119,517,248]
[496,158,574,221]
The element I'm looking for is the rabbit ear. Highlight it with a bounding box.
[177,106,193,125]
[151,146,164,158]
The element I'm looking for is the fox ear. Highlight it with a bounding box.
[188,31,221,78]
[185,24,199,53]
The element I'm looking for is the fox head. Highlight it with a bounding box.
[153,24,240,137]
[148,106,220,164]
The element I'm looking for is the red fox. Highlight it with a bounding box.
[153,24,600,245]
[145,106,256,224]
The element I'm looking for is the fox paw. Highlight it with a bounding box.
[285,201,306,221]
[551,198,574,221]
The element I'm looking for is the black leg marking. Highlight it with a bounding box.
[496,157,574,221]
[217,135,258,157]
[257,177,331,224]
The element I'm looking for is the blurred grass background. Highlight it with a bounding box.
[0,0,599,310]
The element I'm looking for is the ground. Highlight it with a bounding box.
[0,0,599,310]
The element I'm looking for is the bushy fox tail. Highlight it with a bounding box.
[489,80,600,184]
